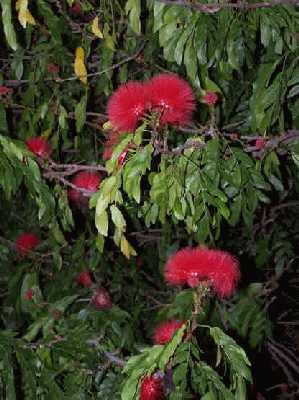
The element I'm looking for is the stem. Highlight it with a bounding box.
[188,282,210,338]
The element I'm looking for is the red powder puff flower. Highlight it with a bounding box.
[91,288,112,310]
[24,288,34,300]
[47,63,59,74]
[70,3,82,15]
[255,138,267,150]
[164,247,240,298]
[153,320,184,345]
[146,73,195,127]
[202,91,219,107]
[68,171,101,205]
[0,86,12,95]
[16,233,40,257]
[139,375,165,400]
[26,137,52,158]
[76,270,93,287]
[107,81,148,132]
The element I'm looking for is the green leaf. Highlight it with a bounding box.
[95,209,109,237]
[110,205,126,231]
[2,352,16,400]
[75,94,87,133]
[1,0,18,51]
[125,0,141,35]
[158,325,186,370]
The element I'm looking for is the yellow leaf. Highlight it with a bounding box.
[16,0,36,27]
[25,10,36,25]
[17,0,28,28]
[102,120,113,130]
[74,47,87,85]
[91,16,103,39]
[120,235,137,259]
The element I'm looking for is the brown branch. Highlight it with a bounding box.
[49,160,106,173]
[3,43,146,87]
[43,171,95,196]
[267,340,299,386]
[157,0,299,14]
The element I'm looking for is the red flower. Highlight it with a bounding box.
[139,375,165,400]
[76,271,93,287]
[202,91,218,106]
[164,247,240,298]
[68,171,101,204]
[91,288,112,310]
[107,81,148,132]
[202,91,219,107]
[153,320,184,345]
[26,137,52,158]
[47,63,59,74]
[0,86,12,95]
[146,73,195,126]
[24,288,34,300]
[70,3,82,15]
[255,138,266,150]
[16,233,40,257]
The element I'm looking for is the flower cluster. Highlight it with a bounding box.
[139,375,165,400]
[164,247,240,298]
[76,270,93,287]
[107,73,195,134]
[201,91,219,107]
[91,288,112,310]
[26,137,52,159]
[153,320,184,345]
[68,171,101,205]
[16,232,40,257]
[0,86,13,95]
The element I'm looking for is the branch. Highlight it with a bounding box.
[267,340,299,386]
[43,171,95,197]
[3,43,146,87]
[155,138,206,155]
[157,0,299,14]
[49,160,107,173]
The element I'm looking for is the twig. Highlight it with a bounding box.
[157,0,299,14]
[267,341,299,384]
[49,159,106,173]
[3,43,146,87]
[103,351,126,368]
[43,172,95,196]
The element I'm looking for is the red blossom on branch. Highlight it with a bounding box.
[16,233,40,257]
[139,375,165,400]
[255,138,267,150]
[76,271,93,287]
[164,247,240,298]
[0,86,12,95]
[91,288,112,310]
[70,3,82,15]
[107,81,148,132]
[26,137,52,158]
[47,63,60,74]
[68,171,101,204]
[201,91,219,106]
[153,320,184,345]
[147,73,195,126]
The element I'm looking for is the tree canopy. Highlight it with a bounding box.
[0,1,299,399]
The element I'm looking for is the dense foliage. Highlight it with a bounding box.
[0,0,299,399]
